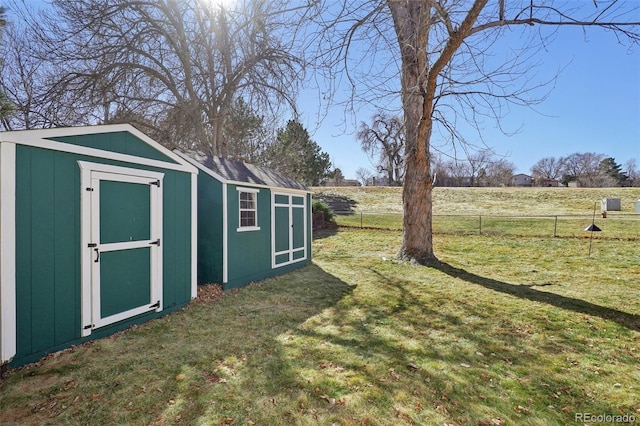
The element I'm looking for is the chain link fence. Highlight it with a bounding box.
[331,211,640,239]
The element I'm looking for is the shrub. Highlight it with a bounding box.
[312,199,334,222]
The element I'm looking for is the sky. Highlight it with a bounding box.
[7,1,640,180]
[301,25,640,180]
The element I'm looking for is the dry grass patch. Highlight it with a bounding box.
[315,186,640,215]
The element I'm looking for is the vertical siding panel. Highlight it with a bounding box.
[29,149,56,353]
[197,173,223,284]
[226,187,272,287]
[160,171,191,306]
[176,173,190,304]
[162,172,177,308]
[15,146,33,358]
[53,152,80,344]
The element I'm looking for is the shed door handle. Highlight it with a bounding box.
[94,248,100,263]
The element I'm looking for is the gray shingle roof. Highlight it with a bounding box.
[181,151,307,191]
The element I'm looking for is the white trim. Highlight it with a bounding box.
[190,173,198,299]
[99,240,155,252]
[229,180,310,193]
[236,187,260,194]
[0,125,197,174]
[222,183,228,284]
[237,226,261,232]
[0,142,16,364]
[80,164,92,337]
[79,161,164,336]
[237,188,259,231]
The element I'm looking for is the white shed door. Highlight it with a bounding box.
[272,193,307,267]
[79,162,163,336]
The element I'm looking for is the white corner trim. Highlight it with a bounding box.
[191,173,198,299]
[0,142,17,363]
[222,183,228,284]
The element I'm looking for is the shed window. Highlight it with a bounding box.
[238,189,260,231]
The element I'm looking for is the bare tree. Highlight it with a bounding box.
[625,158,638,187]
[10,0,304,156]
[224,98,266,162]
[0,6,16,128]
[357,111,405,186]
[531,156,566,185]
[0,17,90,130]
[466,148,494,187]
[562,152,609,187]
[311,1,640,264]
[356,167,374,186]
[484,158,515,187]
[443,159,472,187]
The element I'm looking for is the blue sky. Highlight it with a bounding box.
[8,1,640,179]
[302,25,640,179]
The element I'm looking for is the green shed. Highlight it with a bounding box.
[176,152,312,290]
[0,124,198,368]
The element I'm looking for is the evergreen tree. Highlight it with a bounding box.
[261,120,331,186]
[598,157,628,186]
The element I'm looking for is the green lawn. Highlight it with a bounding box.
[313,186,640,216]
[317,186,640,239]
[1,225,638,425]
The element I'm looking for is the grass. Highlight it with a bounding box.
[2,188,639,425]
[316,186,640,238]
[335,213,640,239]
[313,186,640,215]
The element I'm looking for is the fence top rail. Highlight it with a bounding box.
[332,211,640,219]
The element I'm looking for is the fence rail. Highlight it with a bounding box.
[331,211,640,239]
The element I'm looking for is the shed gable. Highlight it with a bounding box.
[49,131,178,164]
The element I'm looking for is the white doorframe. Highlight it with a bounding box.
[79,162,163,337]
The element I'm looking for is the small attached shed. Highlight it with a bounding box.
[177,152,312,289]
[0,124,198,368]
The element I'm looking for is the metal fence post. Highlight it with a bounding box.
[479,215,482,235]
[554,215,558,237]
[360,211,363,228]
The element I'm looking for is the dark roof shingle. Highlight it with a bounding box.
[182,152,307,191]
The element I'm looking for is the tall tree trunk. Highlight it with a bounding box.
[389,0,436,264]
[389,0,488,265]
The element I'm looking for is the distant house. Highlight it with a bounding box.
[323,178,361,187]
[512,173,533,187]
[535,177,561,187]
[366,176,391,186]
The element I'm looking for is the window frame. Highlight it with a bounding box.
[237,187,260,232]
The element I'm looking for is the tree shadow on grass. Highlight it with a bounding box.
[432,261,640,332]
[314,193,358,214]
[0,263,356,425]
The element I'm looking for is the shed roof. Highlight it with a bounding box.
[177,151,308,191]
